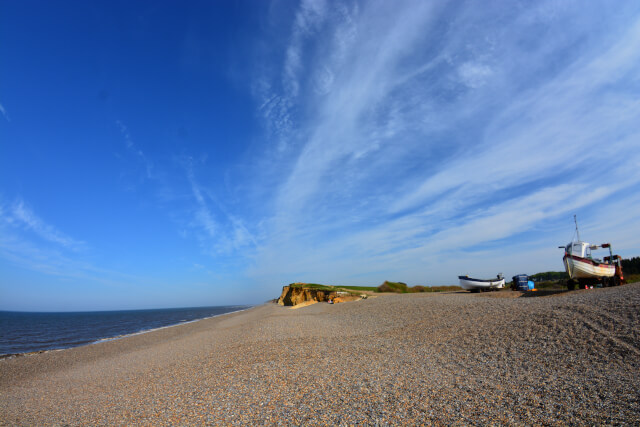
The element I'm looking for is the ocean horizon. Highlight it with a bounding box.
[0,305,251,357]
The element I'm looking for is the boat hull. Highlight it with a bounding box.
[563,255,615,279]
[458,276,505,290]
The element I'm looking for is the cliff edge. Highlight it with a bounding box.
[277,283,362,306]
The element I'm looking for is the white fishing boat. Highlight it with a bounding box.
[562,241,615,279]
[559,215,623,289]
[458,274,505,291]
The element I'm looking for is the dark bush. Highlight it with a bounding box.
[377,281,408,293]
[621,257,640,275]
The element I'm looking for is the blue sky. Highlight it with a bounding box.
[1,0,639,311]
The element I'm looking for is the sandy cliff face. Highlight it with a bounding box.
[277,285,338,306]
[277,284,364,306]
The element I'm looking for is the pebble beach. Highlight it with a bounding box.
[1,283,639,425]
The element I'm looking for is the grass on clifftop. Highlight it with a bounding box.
[287,283,377,293]
[377,281,462,293]
[289,281,462,293]
[288,283,335,291]
[338,285,379,292]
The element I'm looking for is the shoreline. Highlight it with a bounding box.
[0,304,263,387]
[2,284,639,425]
[0,305,254,360]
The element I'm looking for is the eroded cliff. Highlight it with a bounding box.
[277,283,361,306]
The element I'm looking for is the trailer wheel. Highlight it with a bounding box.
[567,279,576,291]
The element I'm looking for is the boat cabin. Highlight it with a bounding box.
[566,241,609,264]
[566,241,591,259]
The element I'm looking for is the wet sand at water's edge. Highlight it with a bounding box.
[1,284,639,425]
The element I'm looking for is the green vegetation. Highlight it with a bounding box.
[507,257,640,289]
[288,283,374,295]
[529,271,568,282]
[377,281,409,293]
[621,257,640,275]
[289,263,640,296]
[288,283,335,291]
[288,281,463,294]
[507,272,568,290]
[376,281,462,293]
[531,280,567,290]
[625,273,640,284]
[338,285,379,292]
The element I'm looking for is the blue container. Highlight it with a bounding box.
[527,280,535,290]
[512,274,529,291]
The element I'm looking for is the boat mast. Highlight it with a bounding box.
[574,214,581,242]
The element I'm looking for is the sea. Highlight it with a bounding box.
[0,305,251,357]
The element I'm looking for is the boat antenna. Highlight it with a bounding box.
[574,214,581,242]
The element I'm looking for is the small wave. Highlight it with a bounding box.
[1,306,253,357]
[87,306,253,347]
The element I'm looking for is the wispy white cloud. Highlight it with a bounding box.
[253,0,331,155]
[393,14,640,215]
[3,199,84,250]
[270,0,440,214]
[458,62,493,89]
[116,120,154,179]
[247,0,640,285]
[186,160,218,240]
[0,198,147,288]
[285,0,328,98]
[182,159,257,256]
[0,102,9,122]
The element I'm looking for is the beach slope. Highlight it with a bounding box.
[1,284,639,425]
